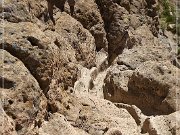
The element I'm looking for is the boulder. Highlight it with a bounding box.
[55,13,96,69]
[128,61,180,115]
[1,0,47,23]
[115,25,171,69]
[0,0,179,134]
[95,0,160,63]
[142,111,180,135]
[103,64,134,104]
[74,0,108,51]
[0,102,17,135]
[1,13,96,92]
[39,113,89,135]
[104,61,180,115]
[0,50,47,135]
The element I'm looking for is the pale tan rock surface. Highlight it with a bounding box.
[74,0,108,51]
[55,13,96,68]
[115,25,172,69]
[39,92,141,134]
[142,111,180,135]
[0,102,17,135]
[1,12,96,92]
[104,61,180,115]
[2,0,47,23]
[0,50,47,135]
[128,61,180,115]
[0,0,179,135]
[39,113,90,135]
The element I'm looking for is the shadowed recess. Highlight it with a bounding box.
[0,76,15,89]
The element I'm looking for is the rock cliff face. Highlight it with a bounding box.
[0,0,179,135]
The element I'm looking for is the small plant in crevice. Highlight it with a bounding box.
[159,0,176,33]
[161,0,176,22]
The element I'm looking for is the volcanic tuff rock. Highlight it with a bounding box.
[142,111,180,135]
[104,61,180,115]
[1,13,96,92]
[73,0,108,51]
[0,0,179,135]
[0,102,17,135]
[0,50,47,135]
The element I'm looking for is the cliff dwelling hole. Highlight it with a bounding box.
[47,103,58,114]
[6,111,17,120]
[111,130,122,135]
[35,120,43,128]
[54,38,61,48]
[8,99,14,105]
[15,123,23,131]
[26,36,44,49]
[0,77,15,89]
[22,95,28,103]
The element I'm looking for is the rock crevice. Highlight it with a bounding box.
[0,0,179,135]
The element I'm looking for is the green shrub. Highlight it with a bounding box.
[161,0,176,24]
[160,18,167,31]
[159,0,177,34]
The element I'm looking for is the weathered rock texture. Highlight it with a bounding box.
[0,50,47,135]
[0,102,17,135]
[74,0,108,51]
[0,0,179,135]
[104,61,180,115]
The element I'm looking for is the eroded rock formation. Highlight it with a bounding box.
[0,0,179,135]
